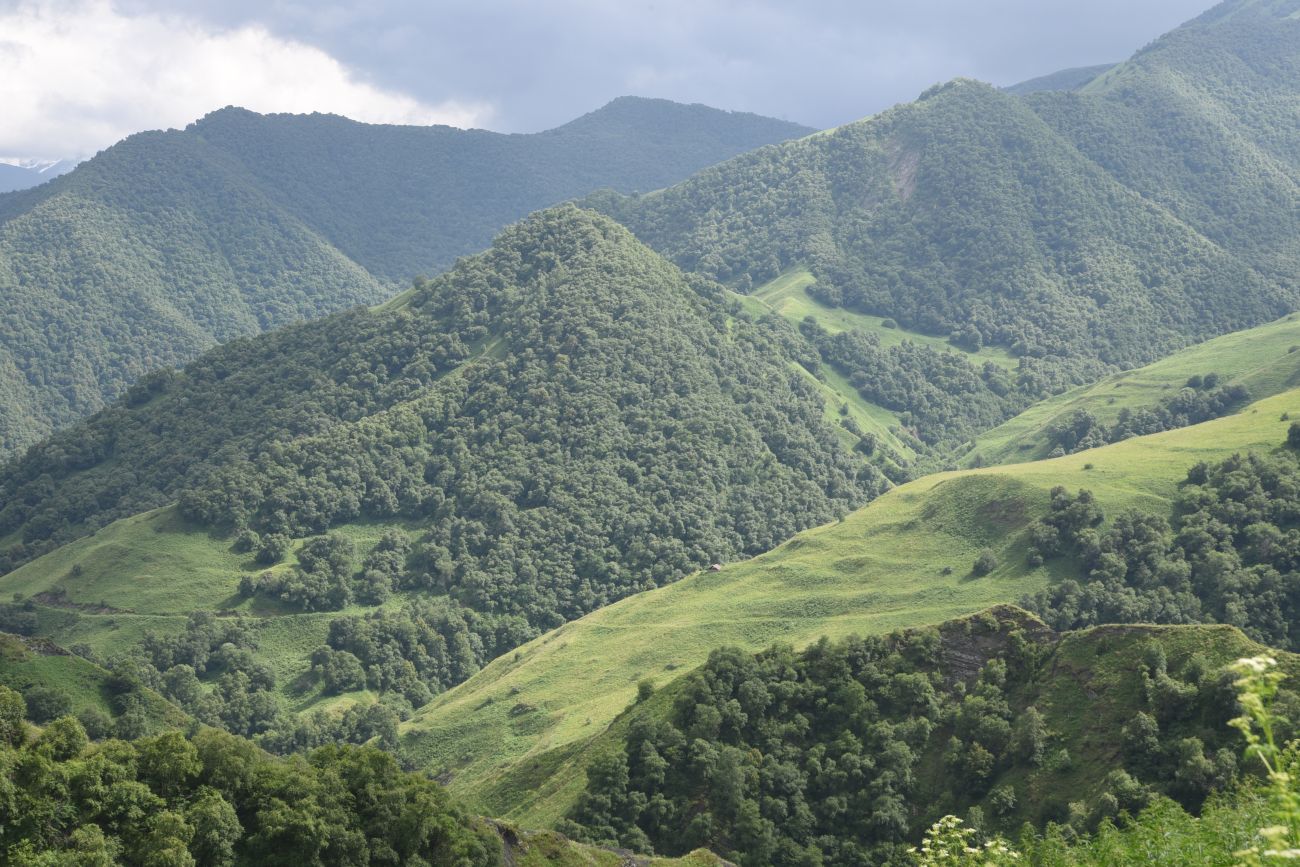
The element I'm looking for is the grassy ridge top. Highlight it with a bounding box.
[968,311,1300,466]
[399,389,1300,827]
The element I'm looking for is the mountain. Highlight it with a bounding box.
[0,164,35,192]
[1003,63,1117,95]
[183,98,813,284]
[0,160,71,193]
[585,3,1300,377]
[396,387,1300,825]
[0,207,883,749]
[0,98,812,460]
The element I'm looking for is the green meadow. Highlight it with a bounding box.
[399,389,1300,826]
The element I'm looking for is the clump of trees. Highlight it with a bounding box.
[1024,442,1300,650]
[0,684,500,866]
[313,599,532,705]
[563,614,1284,863]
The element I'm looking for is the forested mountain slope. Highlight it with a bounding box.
[586,0,1300,376]
[191,98,812,283]
[0,207,877,580]
[0,98,810,459]
[0,208,883,750]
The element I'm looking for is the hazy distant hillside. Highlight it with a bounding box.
[190,98,813,283]
[0,160,71,193]
[1003,63,1116,94]
[0,98,810,459]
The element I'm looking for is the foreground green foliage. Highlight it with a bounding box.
[910,646,1300,864]
[0,677,732,866]
[0,713,501,865]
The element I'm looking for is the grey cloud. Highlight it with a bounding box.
[103,0,1217,130]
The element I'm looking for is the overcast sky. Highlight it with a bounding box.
[0,0,1215,161]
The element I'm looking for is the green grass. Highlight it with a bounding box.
[745,266,1020,461]
[0,633,187,726]
[0,506,433,717]
[398,389,1300,828]
[967,312,1300,467]
[751,268,1019,369]
[792,361,915,460]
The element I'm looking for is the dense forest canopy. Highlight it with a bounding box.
[0,683,504,866]
[0,98,810,459]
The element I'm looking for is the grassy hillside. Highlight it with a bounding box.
[496,827,730,867]
[0,632,187,733]
[0,99,810,460]
[748,267,1023,464]
[397,389,1300,827]
[967,311,1300,466]
[751,267,1018,369]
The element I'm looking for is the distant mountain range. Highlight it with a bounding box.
[0,160,73,193]
[0,97,811,458]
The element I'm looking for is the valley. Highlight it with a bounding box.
[3,0,1300,864]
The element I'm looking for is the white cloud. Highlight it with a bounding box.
[0,0,494,160]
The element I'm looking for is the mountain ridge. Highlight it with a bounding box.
[0,97,811,460]
[584,3,1300,379]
